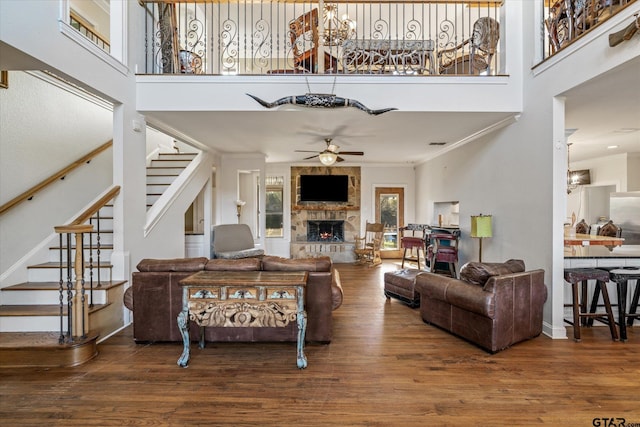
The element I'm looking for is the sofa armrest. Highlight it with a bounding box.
[332,269,344,310]
[483,269,547,318]
[415,272,495,318]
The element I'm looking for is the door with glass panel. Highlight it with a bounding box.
[375,187,404,259]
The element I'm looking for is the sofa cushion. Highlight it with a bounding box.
[214,248,265,259]
[136,257,208,272]
[459,259,525,286]
[205,257,261,271]
[261,255,332,272]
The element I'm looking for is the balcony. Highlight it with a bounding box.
[140,0,503,76]
[543,0,637,58]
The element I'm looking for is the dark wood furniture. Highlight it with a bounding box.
[177,270,309,368]
[290,8,337,73]
[400,224,428,270]
[608,268,640,341]
[563,268,618,341]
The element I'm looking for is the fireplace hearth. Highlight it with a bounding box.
[307,220,345,242]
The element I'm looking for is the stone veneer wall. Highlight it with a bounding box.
[290,166,360,262]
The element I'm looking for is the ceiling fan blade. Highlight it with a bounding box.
[302,155,319,160]
[338,151,364,156]
[336,156,345,162]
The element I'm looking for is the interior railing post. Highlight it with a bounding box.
[58,233,65,344]
[88,217,94,307]
[96,209,102,289]
[55,224,94,340]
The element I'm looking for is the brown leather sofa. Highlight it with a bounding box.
[414,260,547,353]
[128,255,343,344]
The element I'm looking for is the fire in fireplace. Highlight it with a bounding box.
[307,220,345,242]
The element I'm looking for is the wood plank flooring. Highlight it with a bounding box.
[1,261,639,426]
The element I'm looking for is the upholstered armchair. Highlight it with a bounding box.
[211,224,265,259]
[415,259,547,353]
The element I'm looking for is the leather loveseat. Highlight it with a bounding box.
[128,255,343,344]
[415,259,547,353]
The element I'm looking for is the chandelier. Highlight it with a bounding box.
[322,4,356,46]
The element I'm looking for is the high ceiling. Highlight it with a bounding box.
[146,55,640,165]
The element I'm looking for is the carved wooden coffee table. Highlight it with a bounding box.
[177,270,308,368]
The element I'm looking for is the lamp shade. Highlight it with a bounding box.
[319,151,338,166]
[471,214,492,238]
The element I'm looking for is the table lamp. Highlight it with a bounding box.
[471,214,492,262]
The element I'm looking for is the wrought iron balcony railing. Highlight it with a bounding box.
[140,0,503,76]
[543,0,636,58]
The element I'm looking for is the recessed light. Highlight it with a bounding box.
[607,145,619,149]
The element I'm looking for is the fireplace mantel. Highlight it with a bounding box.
[292,205,360,211]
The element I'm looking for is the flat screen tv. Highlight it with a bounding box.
[300,174,349,202]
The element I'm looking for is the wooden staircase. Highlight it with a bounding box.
[0,205,126,367]
[146,152,198,209]
[0,151,198,367]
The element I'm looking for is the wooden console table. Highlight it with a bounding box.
[177,270,309,369]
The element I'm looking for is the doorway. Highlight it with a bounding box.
[375,187,404,259]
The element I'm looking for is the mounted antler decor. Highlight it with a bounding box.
[609,13,639,47]
[246,93,397,116]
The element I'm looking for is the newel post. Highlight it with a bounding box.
[54,223,94,339]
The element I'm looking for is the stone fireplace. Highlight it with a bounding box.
[290,166,361,262]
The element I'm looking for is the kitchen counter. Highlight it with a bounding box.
[564,245,640,259]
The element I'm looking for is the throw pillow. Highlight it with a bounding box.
[459,259,525,286]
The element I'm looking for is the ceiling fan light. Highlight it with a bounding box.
[319,151,338,166]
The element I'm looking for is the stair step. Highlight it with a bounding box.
[158,152,197,160]
[1,280,126,305]
[0,303,110,316]
[28,261,113,269]
[49,244,114,251]
[27,262,113,282]
[147,175,178,185]
[146,167,183,176]
[150,159,193,168]
[2,280,126,291]
[0,331,99,368]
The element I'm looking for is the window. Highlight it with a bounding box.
[266,176,284,237]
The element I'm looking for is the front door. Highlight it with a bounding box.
[375,187,404,259]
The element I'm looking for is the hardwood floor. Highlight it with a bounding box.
[1,261,639,426]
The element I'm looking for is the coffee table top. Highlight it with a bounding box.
[179,270,308,287]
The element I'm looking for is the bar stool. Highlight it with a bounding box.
[400,224,428,270]
[563,268,618,341]
[607,268,640,341]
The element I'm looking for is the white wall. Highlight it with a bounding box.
[360,165,416,227]
[413,4,640,339]
[0,71,113,283]
[217,154,266,249]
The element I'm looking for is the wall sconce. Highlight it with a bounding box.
[235,199,246,223]
[470,214,492,262]
[318,150,338,166]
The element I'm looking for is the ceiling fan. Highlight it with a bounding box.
[296,138,364,165]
